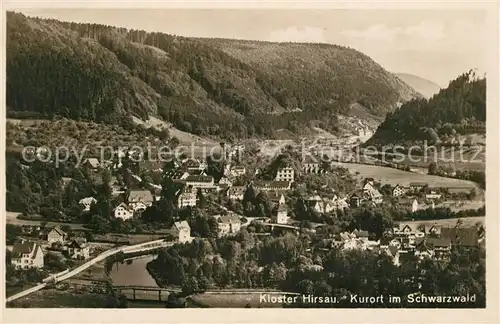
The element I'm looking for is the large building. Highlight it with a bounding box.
[275,167,295,182]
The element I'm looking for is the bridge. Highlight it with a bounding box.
[6,239,173,303]
[114,285,181,302]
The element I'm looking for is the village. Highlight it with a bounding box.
[8,139,485,277]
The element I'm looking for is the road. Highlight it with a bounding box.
[6,212,87,230]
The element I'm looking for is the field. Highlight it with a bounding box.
[6,288,110,308]
[189,291,290,308]
[397,216,485,229]
[331,162,480,189]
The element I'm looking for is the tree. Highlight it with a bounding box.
[428,162,438,175]
[196,188,206,208]
[181,276,199,295]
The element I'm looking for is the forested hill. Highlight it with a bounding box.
[366,71,486,147]
[6,12,419,139]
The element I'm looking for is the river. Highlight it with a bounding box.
[109,254,159,287]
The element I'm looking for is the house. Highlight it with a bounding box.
[332,197,349,210]
[127,190,155,211]
[229,166,246,177]
[303,155,321,173]
[228,186,246,201]
[399,225,414,236]
[392,185,408,197]
[189,169,208,176]
[172,221,191,243]
[409,182,428,192]
[424,224,441,236]
[11,240,44,269]
[425,191,442,200]
[183,175,216,189]
[268,191,286,206]
[83,158,101,170]
[352,230,370,241]
[114,203,134,220]
[440,226,479,247]
[164,170,190,181]
[47,227,67,244]
[362,180,376,194]
[79,197,97,212]
[306,195,335,214]
[217,214,242,236]
[349,192,364,208]
[367,189,383,204]
[271,205,289,224]
[218,177,233,187]
[183,158,207,172]
[176,191,197,208]
[275,167,295,182]
[254,180,292,191]
[67,238,91,260]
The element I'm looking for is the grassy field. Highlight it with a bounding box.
[398,216,485,228]
[6,288,112,308]
[331,162,480,189]
[189,292,287,308]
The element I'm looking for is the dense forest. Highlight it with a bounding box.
[366,71,486,146]
[6,11,419,139]
[149,231,485,308]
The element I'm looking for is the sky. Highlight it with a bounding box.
[17,8,490,87]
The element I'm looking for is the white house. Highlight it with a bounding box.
[172,221,191,243]
[228,186,246,201]
[176,191,197,208]
[83,158,100,170]
[164,170,190,181]
[11,240,44,269]
[303,155,321,174]
[183,158,207,172]
[268,191,286,206]
[275,167,294,182]
[306,195,335,214]
[67,238,91,260]
[332,197,349,210]
[271,205,289,224]
[114,203,134,220]
[425,191,442,200]
[218,177,233,187]
[229,166,246,177]
[392,185,408,197]
[79,197,97,212]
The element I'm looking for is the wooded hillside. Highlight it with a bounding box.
[7,12,419,139]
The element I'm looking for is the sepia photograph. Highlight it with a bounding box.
[2,1,497,316]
